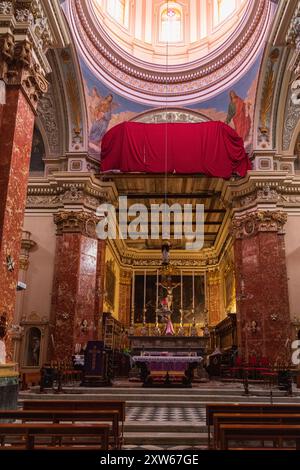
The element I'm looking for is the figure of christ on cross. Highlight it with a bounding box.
[88,345,101,371]
[158,280,181,312]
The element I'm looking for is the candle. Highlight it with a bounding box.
[181,270,183,310]
[192,271,195,312]
[143,270,147,323]
[156,270,159,310]
[131,270,135,324]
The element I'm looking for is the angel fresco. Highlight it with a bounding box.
[88,88,116,157]
[225,91,251,142]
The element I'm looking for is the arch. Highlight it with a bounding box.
[159,2,183,43]
[131,107,211,124]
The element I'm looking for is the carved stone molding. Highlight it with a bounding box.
[0,0,58,108]
[0,34,49,109]
[231,211,288,239]
[54,210,101,238]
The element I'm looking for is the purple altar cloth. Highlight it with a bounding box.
[132,356,202,372]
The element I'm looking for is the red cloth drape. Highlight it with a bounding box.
[100,121,251,178]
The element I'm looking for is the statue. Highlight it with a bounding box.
[160,309,175,336]
[161,241,171,266]
[158,280,180,311]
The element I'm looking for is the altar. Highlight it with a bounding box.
[132,353,202,387]
[129,335,209,356]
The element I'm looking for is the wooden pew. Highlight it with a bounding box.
[219,423,300,450]
[23,400,126,447]
[0,423,110,450]
[213,413,300,449]
[0,409,120,449]
[206,403,300,448]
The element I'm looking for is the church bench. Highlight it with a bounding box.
[0,423,110,450]
[206,403,300,448]
[0,409,120,449]
[213,413,300,449]
[23,400,126,446]
[218,423,300,450]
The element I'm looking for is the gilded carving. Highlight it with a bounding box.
[231,211,288,239]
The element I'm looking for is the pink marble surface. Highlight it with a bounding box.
[0,90,34,358]
[51,233,104,360]
[234,231,291,363]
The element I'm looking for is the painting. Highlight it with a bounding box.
[134,274,205,325]
[105,260,116,310]
[80,53,262,159]
[30,127,45,173]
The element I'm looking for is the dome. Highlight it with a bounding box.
[92,0,249,66]
[69,0,273,105]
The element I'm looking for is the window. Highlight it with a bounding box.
[214,0,236,25]
[160,3,182,43]
[107,0,126,26]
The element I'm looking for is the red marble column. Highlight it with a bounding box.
[119,270,132,327]
[0,33,48,358]
[0,84,34,358]
[232,211,291,363]
[50,212,105,360]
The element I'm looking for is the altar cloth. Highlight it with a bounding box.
[132,355,202,372]
[100,121,251,178]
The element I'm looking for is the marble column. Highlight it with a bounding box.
[231,211,291,363]
[118,270,132,327]
[94,239,106,340]
[207,269,223,326]
[0,34,48,359]
[12,231,36,363]
[51,211,105,360]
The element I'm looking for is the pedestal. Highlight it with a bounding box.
[0,363,19,410]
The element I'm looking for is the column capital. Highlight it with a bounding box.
[231,210,287,240]
[54,211,102,239]
[0,33,49,110]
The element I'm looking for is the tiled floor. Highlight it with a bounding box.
[126,405,206,423]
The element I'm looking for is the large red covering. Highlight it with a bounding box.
[100,121,251,178]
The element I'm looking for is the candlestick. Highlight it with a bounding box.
[131,271,135,324]
[156,269,159,310]
[192,271,195,312]
[181,270,183,310]
[143,270,147,323]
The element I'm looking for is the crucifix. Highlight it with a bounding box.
[88,345,101,370]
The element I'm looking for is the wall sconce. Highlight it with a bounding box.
[78,319,94,334]
[245,320,260,334]
[270,313,278,321]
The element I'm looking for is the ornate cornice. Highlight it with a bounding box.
[231,210,287,239]
[26,174,117,210]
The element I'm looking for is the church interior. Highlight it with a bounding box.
[1,0,300,453]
